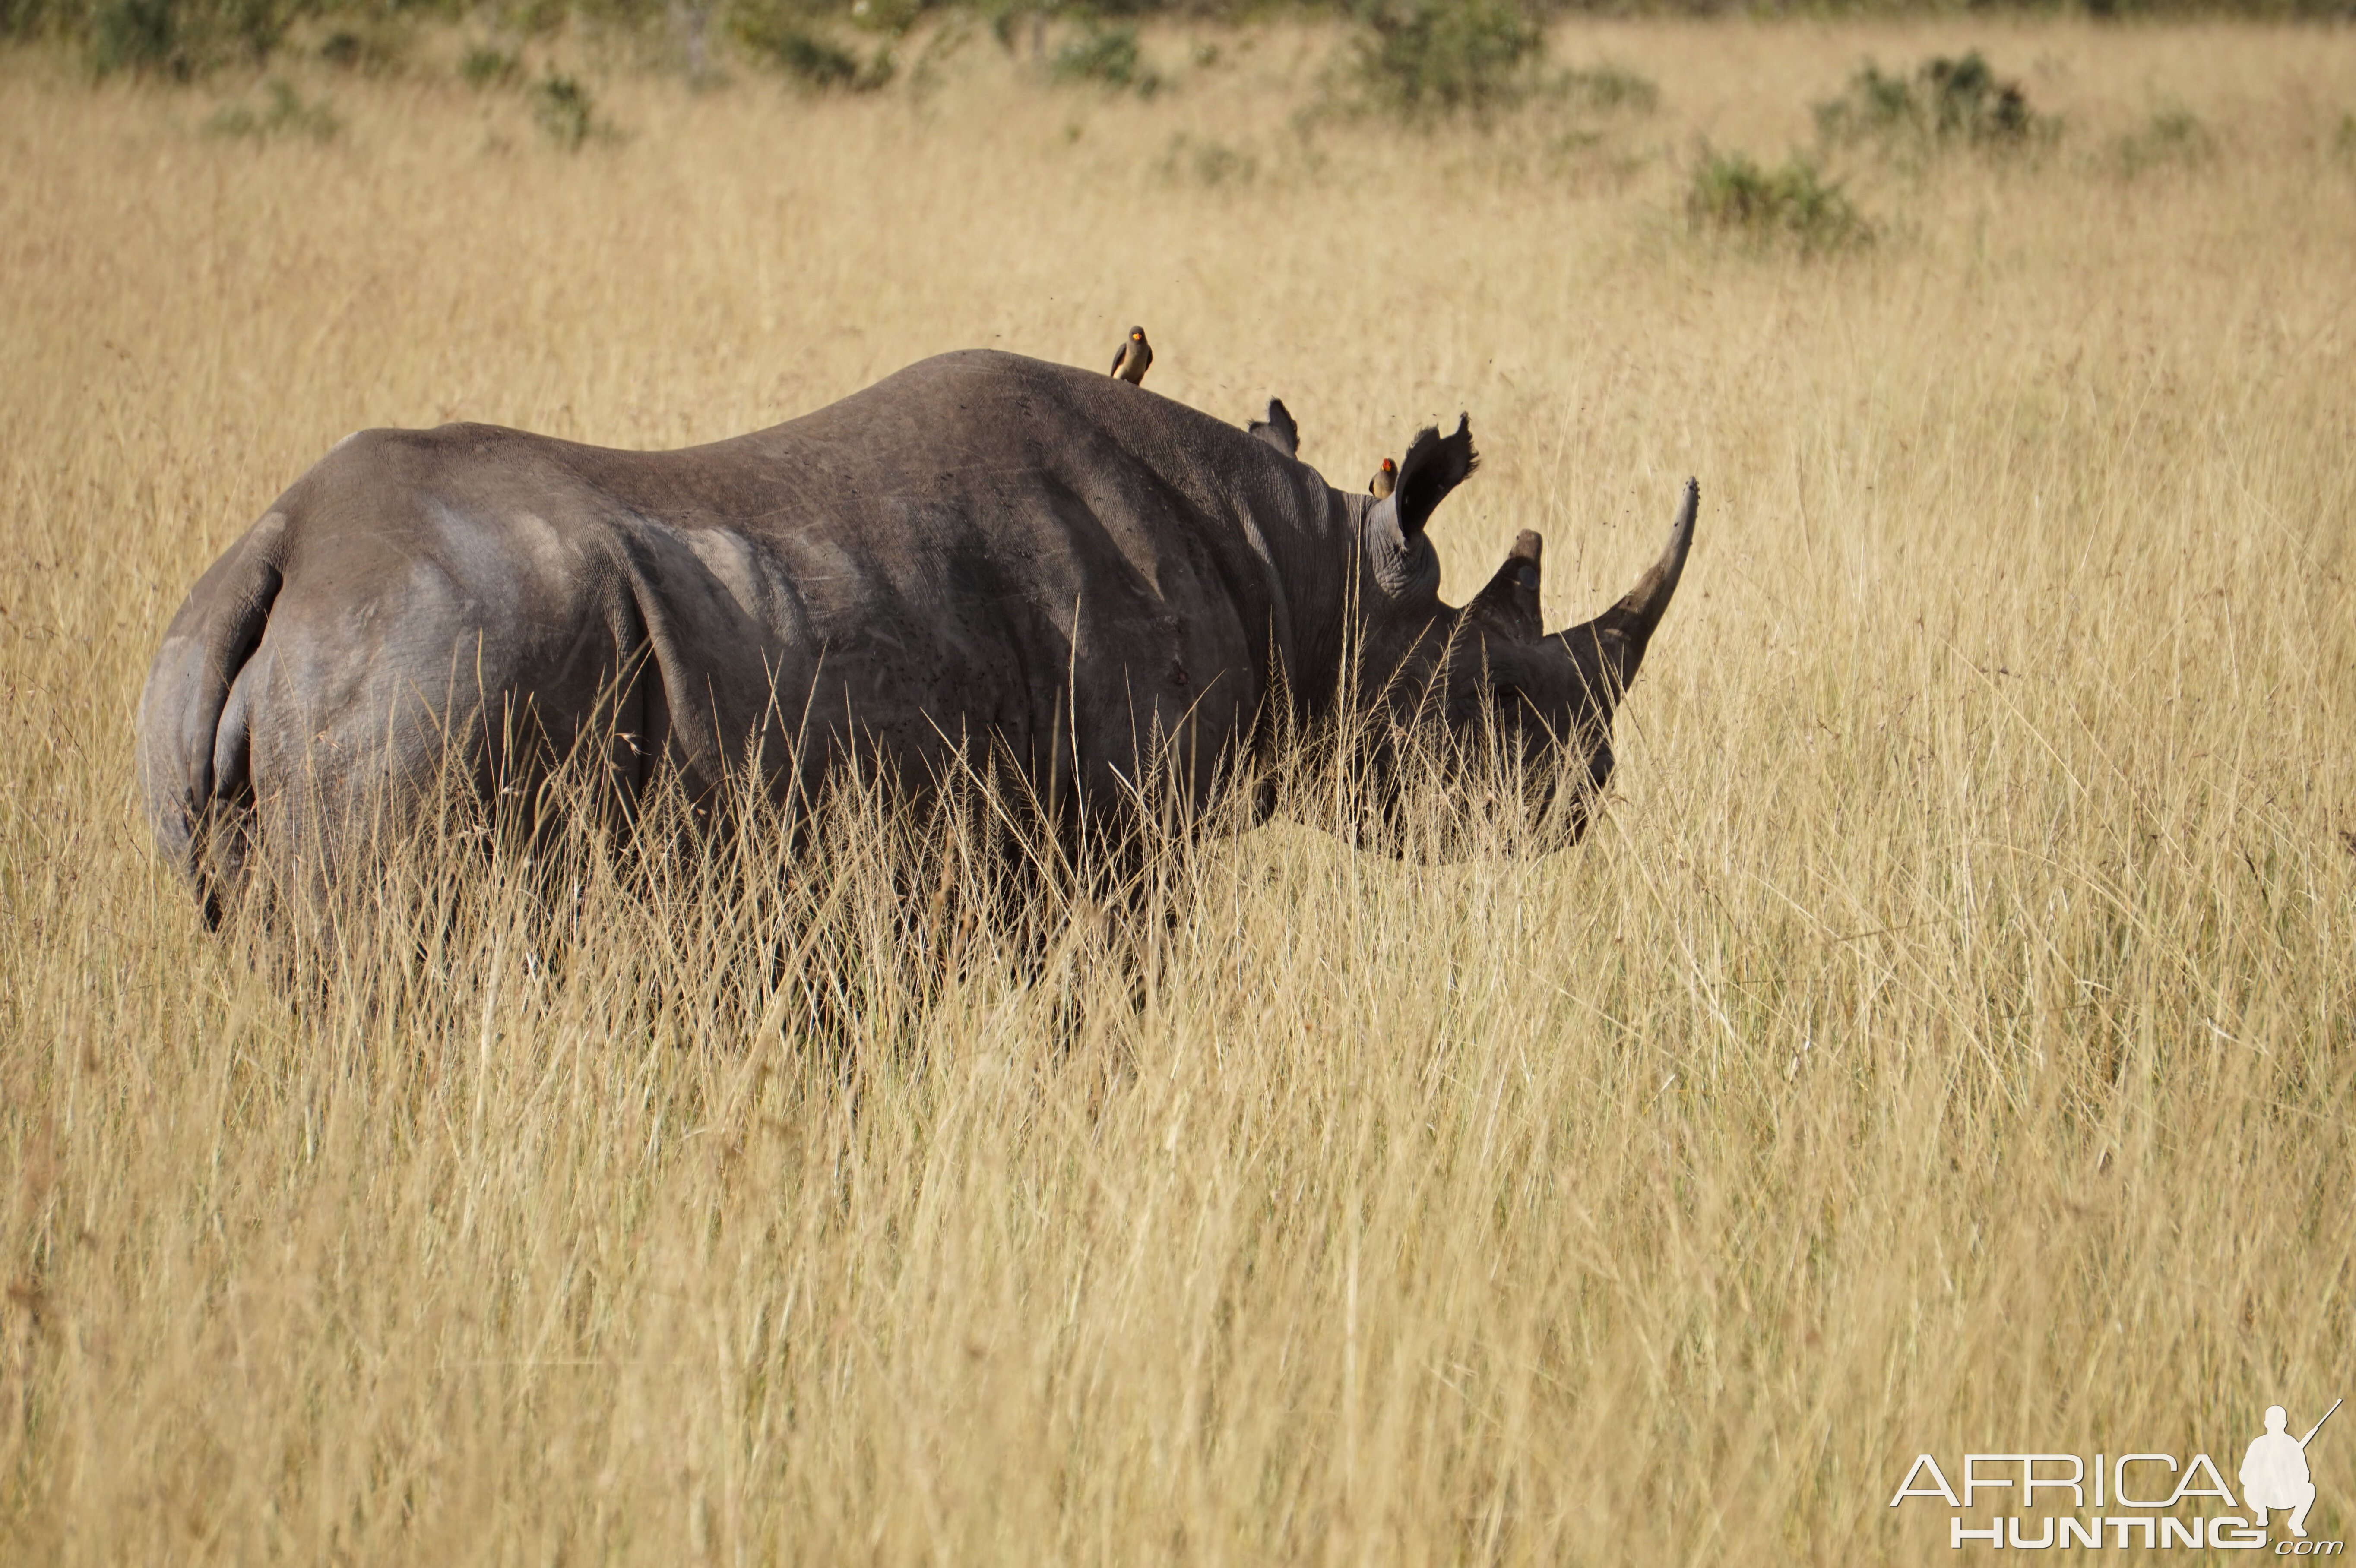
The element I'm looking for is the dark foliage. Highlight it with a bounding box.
[82,0,301,76]
[461,42,522,84]
[1815,49,2051,158]
[1688,147,1870,254]
[732,6,896,89]
[204,73,339,134]
[1052,22,1158,95]
[531,69,596,143]
[1351,0,1542,118]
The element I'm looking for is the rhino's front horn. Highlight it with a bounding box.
[1555,477,1698,690]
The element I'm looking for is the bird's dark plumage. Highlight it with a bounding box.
[1110,326,1153,385]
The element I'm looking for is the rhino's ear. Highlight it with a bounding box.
[1393,414,1478,539]
[1467,531,1543,642]
[1247,398,1299,458]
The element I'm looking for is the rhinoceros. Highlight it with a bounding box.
[136,348,1695,919]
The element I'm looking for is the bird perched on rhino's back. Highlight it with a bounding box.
[1369,457,1397,499]
[1110,326,1152,384]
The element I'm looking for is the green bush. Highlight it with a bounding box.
[1160,130,1254,184]
[317,22,403,72]
[2115,106,2214,174]
[531,70,598,145]
[1814,50,2046,158]
[983,2,1035,54]
[733,12,895,90]
[460,43,522,86]
[204,75,339,138]
[1924,52,2030,138]
[1688,148,1870,255]
[1051,22,1159,96]
[85,0,314,77]
[1351,0,1543,120]
[86,0,181,74]
[1553,60,1655,114]
[844,0,934,31]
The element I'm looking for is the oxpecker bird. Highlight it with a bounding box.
[1110,326,1152,385]
[1368,457,1397,499]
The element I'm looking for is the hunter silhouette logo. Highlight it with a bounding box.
[2245,1399,2340,1540]
[1888,1394,2344,1551]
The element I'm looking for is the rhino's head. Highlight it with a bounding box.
[1345,417,1696,850]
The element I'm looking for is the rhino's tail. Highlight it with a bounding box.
[136,511,290,926]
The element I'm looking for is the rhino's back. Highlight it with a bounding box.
[506,348,1315,625]
[409,349,1308,778]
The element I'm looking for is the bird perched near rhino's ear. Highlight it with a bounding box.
[1368,457,1397,499]
[1109,326,1153,385]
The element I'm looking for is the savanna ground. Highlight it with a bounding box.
[4,16,2356,1562]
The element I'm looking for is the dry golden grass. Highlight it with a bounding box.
[4,16,2355,1561]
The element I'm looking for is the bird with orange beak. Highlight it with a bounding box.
[1109,326,1152,385]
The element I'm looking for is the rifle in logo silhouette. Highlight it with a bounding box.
[2243,1397,2340,1540]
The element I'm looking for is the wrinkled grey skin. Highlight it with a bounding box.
[137,349,1695,915]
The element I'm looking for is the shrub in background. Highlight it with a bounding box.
[84,0,309,77]
[1688,146,1870,254]
[531,70,598,143]
[1351,0,1543,120]
[1052,22,1159,96]
[316,18,407,72]
[1552,60,1655,114]
[1159,129,1254,184]
[460,41,522,84]
[1814,50,2048,158]
[203,74,339,136]
[85,0,180,73]
[731,1,896,90]
[2115,105,2214,173]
